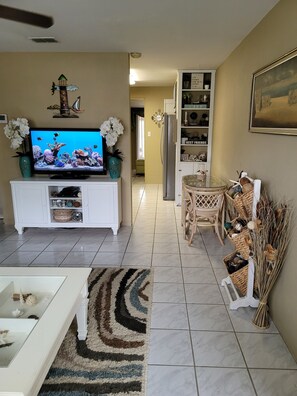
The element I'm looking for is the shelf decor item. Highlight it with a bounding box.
[53,209,73,222]
[191,73,204,89]
[3,117,32,177]
[250,192,293,328]
[196,169,208,181]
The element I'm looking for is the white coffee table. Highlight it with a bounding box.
[0,267,92,396]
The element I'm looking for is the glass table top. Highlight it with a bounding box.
[182,174,227,190]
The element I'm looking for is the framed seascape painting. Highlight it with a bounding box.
[249,48,297,135]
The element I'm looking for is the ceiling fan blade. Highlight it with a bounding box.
[0,5,53,28]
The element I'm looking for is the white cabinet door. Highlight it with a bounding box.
[175,163,211,205]
[175,162,194,205]
[193,162,209,174]
[84,181,121,235]
[164,98,175,115]
[11,183,48,226]
[84,184,116,224]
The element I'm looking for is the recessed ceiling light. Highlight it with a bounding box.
[130,52,142,59]
[29,36,58,43]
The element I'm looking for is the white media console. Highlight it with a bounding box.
[10,177,122,235]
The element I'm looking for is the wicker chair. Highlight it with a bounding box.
[185,185,226,246]
[181,185,194,238]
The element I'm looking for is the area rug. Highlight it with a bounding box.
[39,267,153,396]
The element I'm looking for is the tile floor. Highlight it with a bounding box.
[0,176,297,396]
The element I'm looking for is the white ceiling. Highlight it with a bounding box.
[0,0,279,86]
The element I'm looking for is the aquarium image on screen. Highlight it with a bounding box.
[29,128,106,176]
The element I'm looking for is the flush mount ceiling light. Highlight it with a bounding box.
[130,52,142,59]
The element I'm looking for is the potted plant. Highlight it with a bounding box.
[107,148,123,160]
[3,118,32,177]
[99,117,124,179]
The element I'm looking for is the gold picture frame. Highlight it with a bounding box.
[249,48,297,135]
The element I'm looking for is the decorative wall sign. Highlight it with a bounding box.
[250,48,297,135]
[191,73,204,89]
[47,74,84,118]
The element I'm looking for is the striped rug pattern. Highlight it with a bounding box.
[39,267,153,396]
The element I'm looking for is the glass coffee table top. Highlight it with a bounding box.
[0,267,91,396]
[0,275,66,367]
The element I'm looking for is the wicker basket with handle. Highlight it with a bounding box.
[224,251,249,296]
[226,188,254,220]
[233,189,254,219]
[227,226,251,260]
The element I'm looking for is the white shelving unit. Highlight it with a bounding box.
[10,177,122,235]
[221,179,261,310]
[175,70,216,205]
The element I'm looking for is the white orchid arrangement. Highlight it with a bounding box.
[99,116,124,148]
[4,118,30,156]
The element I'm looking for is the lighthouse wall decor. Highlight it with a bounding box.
[47,74,84,118]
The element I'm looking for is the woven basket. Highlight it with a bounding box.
[225,193,238,221]
[233,189,254,219]
[224,252,248,296]
[53,209,73,222]
[227,226,251,260]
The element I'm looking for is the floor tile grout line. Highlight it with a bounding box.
[175,204,201,396]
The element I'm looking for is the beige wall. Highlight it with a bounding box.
[0,53,132,226]
[213,0,297,359]
[130,86,173,183]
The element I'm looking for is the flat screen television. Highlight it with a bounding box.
[29,128,107,178]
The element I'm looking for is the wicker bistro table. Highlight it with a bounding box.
[181,175,227,244]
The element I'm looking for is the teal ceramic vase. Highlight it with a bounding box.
[108,157,121,179]
[19,155,32,178]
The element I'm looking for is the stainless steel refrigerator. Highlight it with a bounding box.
[161,113,176,200]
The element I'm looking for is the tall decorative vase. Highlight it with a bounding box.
[108,157,121,179]
[19,155,32,178]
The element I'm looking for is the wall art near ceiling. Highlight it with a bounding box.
[47,74,84,118]
[249,48,297,135]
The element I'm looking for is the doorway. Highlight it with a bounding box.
[130,104,145,177]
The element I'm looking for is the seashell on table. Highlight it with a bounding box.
[26,294,37,306]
